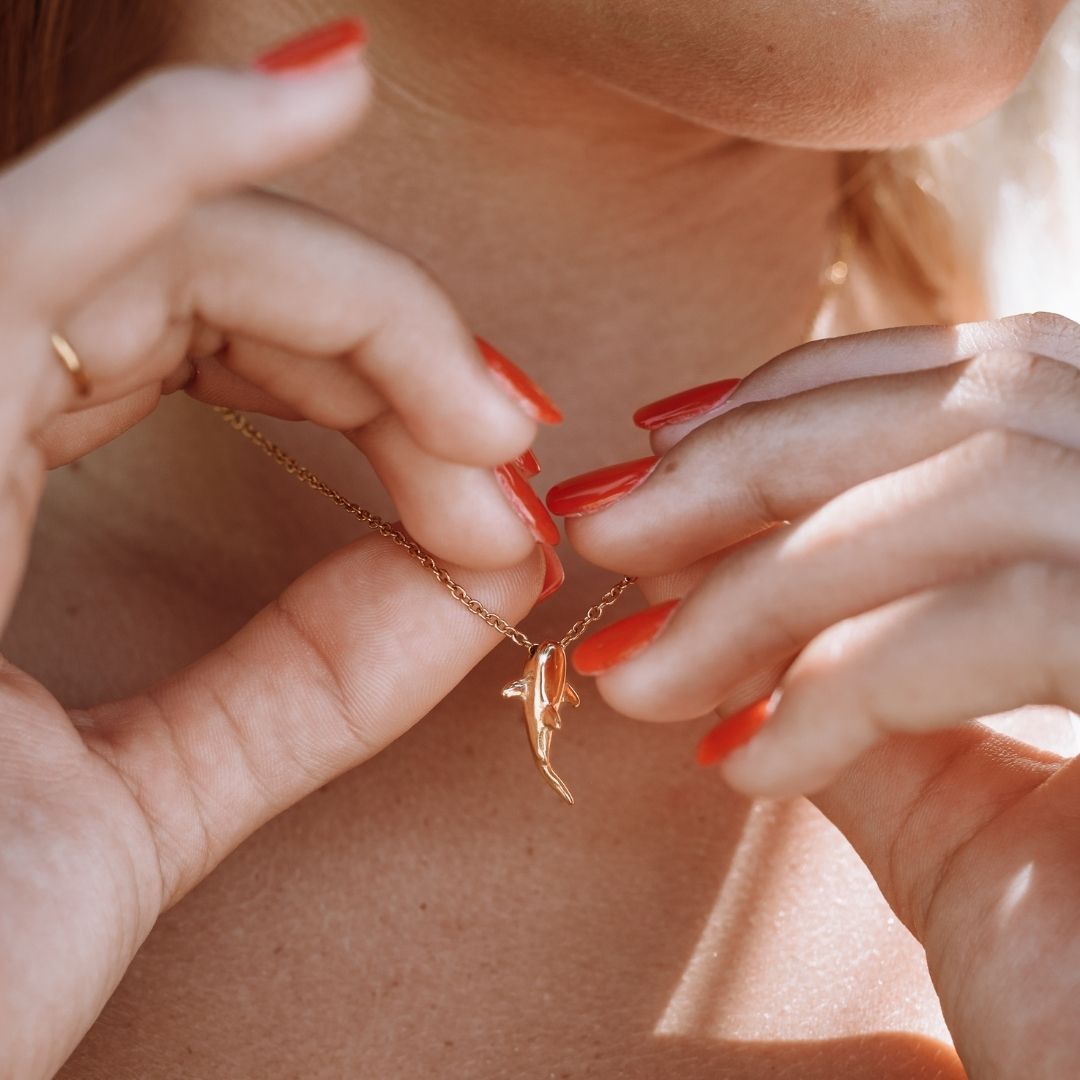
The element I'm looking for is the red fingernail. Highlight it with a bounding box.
[538,543,565,602]
[513,449,541,479]
[696,697,773,766]
[495,465,560,546]
[477,338,563,425]
[253,18,367,74]
[633,378,740,431]
[572,599,680,676]
[546,456,660,517]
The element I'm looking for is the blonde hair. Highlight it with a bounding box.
[849,1,1080,325]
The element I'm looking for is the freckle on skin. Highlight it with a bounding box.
[766,43,776,54]
[661,459,679,476]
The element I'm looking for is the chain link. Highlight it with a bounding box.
[558,576,637,648]
[214,407,635,652]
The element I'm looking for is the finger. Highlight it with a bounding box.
[812,716,1080,1080]
[83,535,549,906]
[633,530,791,715]
[34,389,161,468]
[710,561,1080,797]
[348,415,553,569]
[52,190,542,467]
[649,311,1080,452]
[184,353,303,419]
[565,348,1080,576]
[211,337,382,428]
[578,429,1080,720]
[0,60,371,318]
[181,192,544,464]
[33,319,198,466]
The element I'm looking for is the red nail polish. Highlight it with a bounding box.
[512,449,541,479]
[253,18,367,74]
[538,543,565,602]
[477,338,563,426]
[633,378,740,431]
[572,599,680,676]
[696,697,773,766]
[495,465,560,546]
[546,456,659,517]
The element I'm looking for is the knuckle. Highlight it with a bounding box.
[378,246,444,301]
[961,349,1080,411]
[996,561,1080,699]
[1001,311,1080,366]
[1015,350,1080,403]
[361,248,455,344]
[123,68,195,137]
[958,426,1074,480]
[1005,560,1080,617]
[1005,310,1080,345]
[383,252,466,339]
[998,560,1061,610]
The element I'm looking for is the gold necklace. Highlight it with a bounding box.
[214,195,854,806]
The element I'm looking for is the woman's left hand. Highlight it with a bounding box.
[551,311,1080,1078]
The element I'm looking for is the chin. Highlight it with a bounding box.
[566,0,1060,148]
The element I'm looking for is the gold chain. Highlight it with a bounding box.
[214,181,853,655]
[214,405,633,652]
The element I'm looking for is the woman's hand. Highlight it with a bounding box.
[0,23,559,1078]
[552,312,1080,1078]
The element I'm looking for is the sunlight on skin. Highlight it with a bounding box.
[654,801,789,1036]
[997,863,1036,926]
[654,800,955,1044]
[981,704,1080,756]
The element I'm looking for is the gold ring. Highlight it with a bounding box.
[49,331,92,398]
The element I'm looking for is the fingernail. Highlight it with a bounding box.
[538,543,565,602]
[477,337,563,425]
[633,378,740,431]
[253,18,367,74]
[512,449,541,479]
[546,456,660,517]
[696,694,776,766]
[572,599,680,676]
[495,465,560,546]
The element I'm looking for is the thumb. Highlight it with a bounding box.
[810,726,1058,942]
[84,532,548,908]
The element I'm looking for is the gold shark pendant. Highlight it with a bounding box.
[501,641,580,805]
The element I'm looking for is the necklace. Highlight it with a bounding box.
[214,192,854,806]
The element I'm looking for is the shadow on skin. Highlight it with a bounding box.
[553,1031,965,1079]
[57,646,954,1079]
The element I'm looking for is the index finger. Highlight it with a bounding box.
[651,312,1080,452]
[0,51,370,318]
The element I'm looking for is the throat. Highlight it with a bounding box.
[164,3,844,455]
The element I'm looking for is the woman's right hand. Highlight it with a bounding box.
[0,22,558,1078]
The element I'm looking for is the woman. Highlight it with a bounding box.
[2,2,1079,1076]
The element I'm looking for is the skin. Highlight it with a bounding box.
[0,0,1074,1076]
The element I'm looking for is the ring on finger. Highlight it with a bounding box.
[49,330,92,398]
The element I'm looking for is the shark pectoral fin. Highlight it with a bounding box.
[563,683,581,708]
[501,678,530,700]
[540,704,563,730]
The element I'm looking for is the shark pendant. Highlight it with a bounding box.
[501,641,581,805]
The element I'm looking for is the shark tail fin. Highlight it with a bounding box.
[539,762,575,805]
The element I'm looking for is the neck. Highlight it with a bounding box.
[165,3,843,457]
